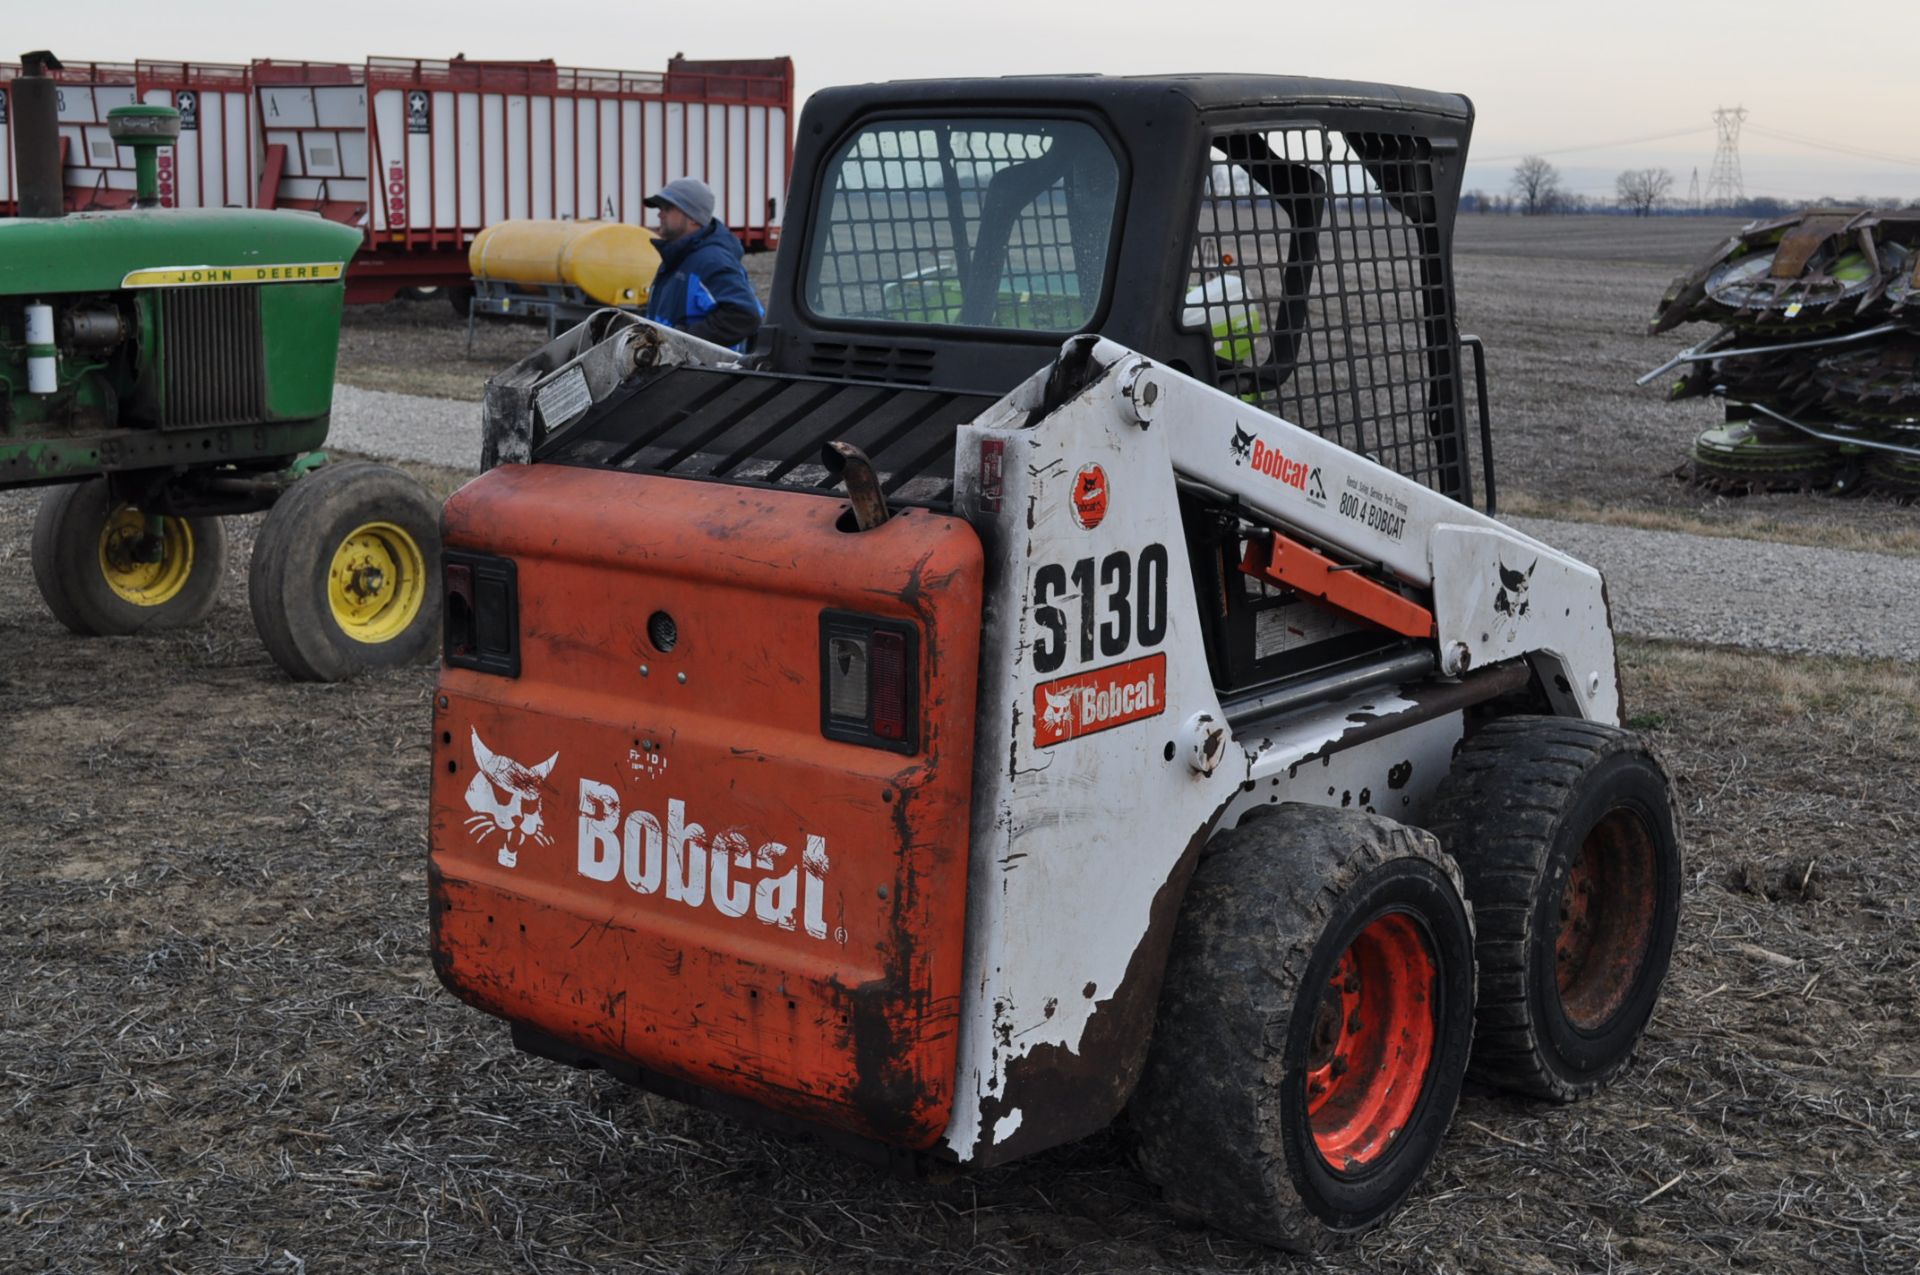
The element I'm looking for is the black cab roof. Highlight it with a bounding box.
[802,73,1472,125]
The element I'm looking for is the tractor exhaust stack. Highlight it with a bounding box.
[13,51,65,219]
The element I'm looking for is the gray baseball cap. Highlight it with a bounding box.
[644,176,716,226]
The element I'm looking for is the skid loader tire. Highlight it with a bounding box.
[1429,716,1680,1103]
[31,479,227,636]
[248,461,442,682]
[1130,805,1476,1251]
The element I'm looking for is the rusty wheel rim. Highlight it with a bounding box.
[1555,808,1660,1032]
[1305,911,1437,1173]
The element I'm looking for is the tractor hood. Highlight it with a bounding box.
[0,208,363,295]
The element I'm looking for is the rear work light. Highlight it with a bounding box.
[820,610,919,753]
[444,550,520,677]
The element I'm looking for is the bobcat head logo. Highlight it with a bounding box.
[463,728,558,868]
[1070,463,1109,529]
[1493,558,1537,630]
[1230,424,1255,464]
[1040,687,1079,735]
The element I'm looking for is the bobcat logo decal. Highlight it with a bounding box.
[1070,463,1109,529]
[1230,423,1255,464]
[1040,687,1079,735]
[1492,559,1537,639]
[1494,558,1535,618]
[464,728,558,867]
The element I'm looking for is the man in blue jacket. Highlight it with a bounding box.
[642,176,763,349]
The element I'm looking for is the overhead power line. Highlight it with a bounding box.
[1475,120,1920,176]
[1475,125,1714,165]
[1743,124,1920,170]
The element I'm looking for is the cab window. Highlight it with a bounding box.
[806,118,1121,333]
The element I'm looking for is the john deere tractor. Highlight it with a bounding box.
[0,52,440,680]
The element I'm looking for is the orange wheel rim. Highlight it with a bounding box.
[1555,808,1659,1031]
[1305,911,1437,1172]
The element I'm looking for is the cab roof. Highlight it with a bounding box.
[804,72,1473,125]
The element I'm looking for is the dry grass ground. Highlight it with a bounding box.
[2,471,1916,1274]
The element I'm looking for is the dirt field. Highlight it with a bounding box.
[5,217,1918,1272]
[2,469,1917,1272]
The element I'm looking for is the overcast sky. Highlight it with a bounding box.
[21,0,1920,201]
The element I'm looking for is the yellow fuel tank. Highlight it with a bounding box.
[469,219,661,307]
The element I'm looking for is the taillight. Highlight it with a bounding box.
[869,629,908,742]
[820,611,919,753]
[444,549,520,677]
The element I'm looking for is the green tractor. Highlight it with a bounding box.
[1,52,440,680]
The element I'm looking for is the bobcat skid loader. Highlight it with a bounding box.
[426,75,1681,1250]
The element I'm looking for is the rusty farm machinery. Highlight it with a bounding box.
[1644,206,1920,499]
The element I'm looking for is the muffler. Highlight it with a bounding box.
[13,51,65,219]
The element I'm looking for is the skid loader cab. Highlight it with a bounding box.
[758,75,1480,504]
[432,74,1678,1253]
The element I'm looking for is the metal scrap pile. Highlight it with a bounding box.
[1645,207,1920,499]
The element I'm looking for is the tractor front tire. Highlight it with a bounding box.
[1430,716,1681,1102]
[30,479,228,636]
[248,461,442,682]
[1130,805,1476,1251]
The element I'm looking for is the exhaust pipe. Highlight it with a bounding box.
[14,51,65,219]
[821,441,891,531]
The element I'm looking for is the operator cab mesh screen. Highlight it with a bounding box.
[804,117,1120,333]
[1184,127,1468,499]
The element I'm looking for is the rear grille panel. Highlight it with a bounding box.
[538,367,995,510]
[804,341,937,386]
[161,285,266,428]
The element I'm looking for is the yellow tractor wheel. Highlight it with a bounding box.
[248,461,442,681]
[30,479,228,636]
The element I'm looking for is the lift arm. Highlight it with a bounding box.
[965,337,1622,724]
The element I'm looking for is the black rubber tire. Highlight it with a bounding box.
[29,479,227,636]
[445,285,476,320]
[1130,805,1477,1251]
[1429,715,1681,1102]
[247,461,442,682]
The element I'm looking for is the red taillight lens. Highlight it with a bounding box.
[820,611,919,753]
[870,629,908,742]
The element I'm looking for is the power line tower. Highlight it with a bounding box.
[1686,166,1701,212]
[1703,106,1747,208]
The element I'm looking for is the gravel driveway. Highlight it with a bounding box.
[1508,516,1920,661]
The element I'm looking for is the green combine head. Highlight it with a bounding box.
[1686,420,1848,494]
[1644,206,1920,501]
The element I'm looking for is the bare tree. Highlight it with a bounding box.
[1511,156,1562,216]
[1616,167,1675,217]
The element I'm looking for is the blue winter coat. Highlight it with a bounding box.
[645,218,763,347]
